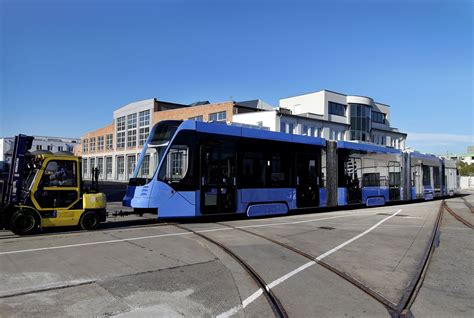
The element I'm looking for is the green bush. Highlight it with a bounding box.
[458,161,474,176]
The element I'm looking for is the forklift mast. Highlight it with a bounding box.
[1,135,34,208]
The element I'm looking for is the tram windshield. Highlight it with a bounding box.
[131,121,182,182]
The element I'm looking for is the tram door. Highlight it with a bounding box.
[412,165,423,199]
[296,153,319,208]
[200,146,237,214]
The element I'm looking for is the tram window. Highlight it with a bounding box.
[159,145,189,182]
[362,173,380,187]
[422,165,431,186]
[270,153,289,187]
[433,167,441,188]
[242,152,266,188]
[389,172,401,186]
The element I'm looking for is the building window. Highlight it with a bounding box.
[89,138,96,153]
[208,111,226,122]
[127,129,137,147]
[127,114,137,148]
[106,134,113,150]
[90,158,95,175]
[116,132,125,148]
[116,116,126,148]
[58,146,63,152]
[189,115,203,121]
[139,127,149,146]
[97,157,104,175]
[117,116,125,131]
[328,101,346,116]
[127,113,137,130]
[97,136,104,151]
[139,110,150,127]
[127,155,136,176]
[372,111,385,124]
[350,103,371,142]
[117,156,125,175]
[82,158,88,176]
[303,125,308,136]
[288,123,294,135]
[280,121,286,133]
[106,157,113,176]
[47,145,53,151]
[82,139,88,153]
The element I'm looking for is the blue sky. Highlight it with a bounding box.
[1,0,472,154]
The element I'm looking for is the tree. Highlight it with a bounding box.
[457,161,474,176]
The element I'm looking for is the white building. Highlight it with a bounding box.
[233,89,407,149]
[0,136,80,163]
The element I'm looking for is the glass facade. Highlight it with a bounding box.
[350,103,371,142]
[372,111,385,124]
[97,136,104,151]
[106,134,113,150]
[209,111,226,122]
[189,115,203,121]
[116,117,126,148]
[328,101,346,116]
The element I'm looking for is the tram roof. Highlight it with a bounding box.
[336,140,402,154]
[178,120,327,147]
[409,151,442,163]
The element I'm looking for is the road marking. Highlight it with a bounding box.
[242,288,264,308]
[217,288,264,318]
[0,211,380,256]
[265,261,316,290]
[217,209,403,317]
[0,232,193,255]
[316,209,403,261]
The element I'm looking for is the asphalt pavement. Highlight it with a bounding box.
[0,193,472,317]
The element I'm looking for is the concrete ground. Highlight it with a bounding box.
[0,194,472,317]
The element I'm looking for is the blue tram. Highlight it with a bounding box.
[123,120,458,218]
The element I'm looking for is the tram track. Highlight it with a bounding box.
[215,202,446,318]
[214,222,400,316]
[444,202,474,229]
[460,196,474,213]
[173,223,288,318]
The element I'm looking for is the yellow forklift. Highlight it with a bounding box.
[0,135,107,235]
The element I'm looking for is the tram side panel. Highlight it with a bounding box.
[443,159,458,196]
[408,152,443,200]
[335,142,402,207]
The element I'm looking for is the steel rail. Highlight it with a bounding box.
[216,222,400,314]
[460,196,474,213]
[173,223,288,318]
[444,202,474,229]
[397,200,444,317]
[217,202,445,318]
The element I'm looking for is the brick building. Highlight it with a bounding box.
[77,98,273,181]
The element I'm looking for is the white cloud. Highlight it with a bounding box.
[406,132,473,154]
[407,132,473,143]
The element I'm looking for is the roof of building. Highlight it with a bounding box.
[236,99,275,110]
[279,111,351,126]
[371,126,407,136]
[280,89,390,107]
[189,101,211,106]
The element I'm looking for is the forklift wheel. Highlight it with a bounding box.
[79,211,100,231]
[10,210,39,235]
